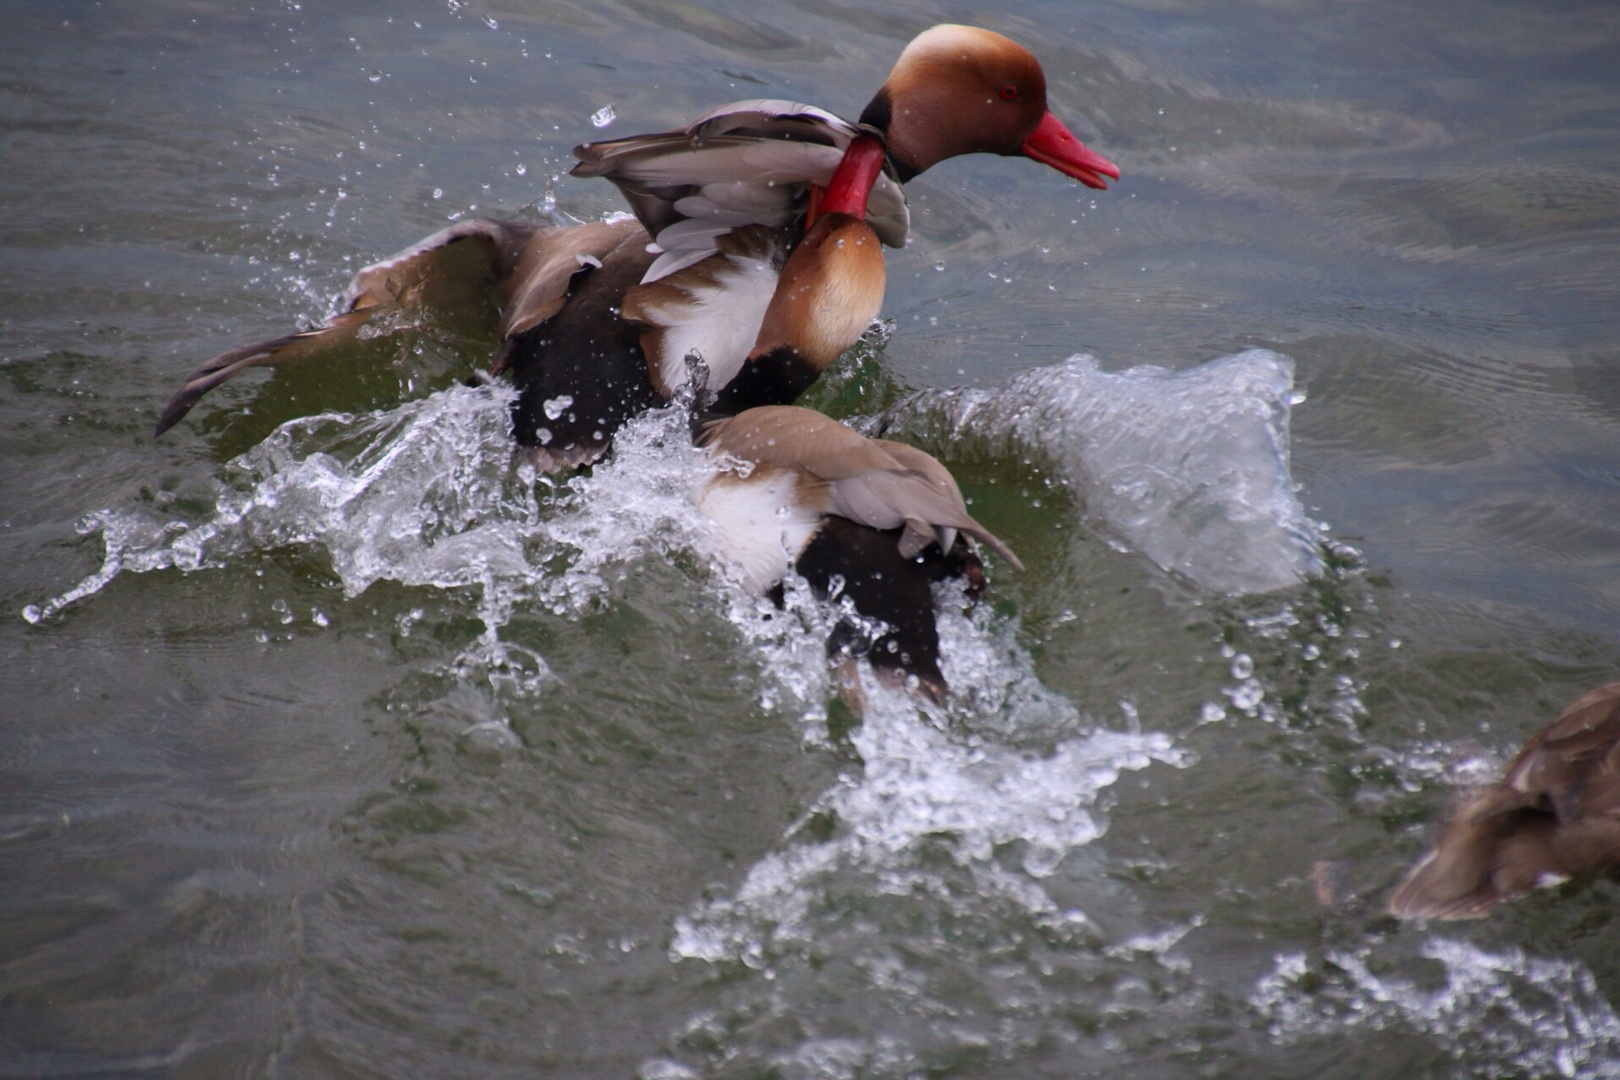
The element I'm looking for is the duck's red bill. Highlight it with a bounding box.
[1020,111,1119,190]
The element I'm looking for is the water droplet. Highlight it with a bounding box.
[515,163,527,176]
[934,260,945,271]
[1229,653,1254,680]
[542,395,573,421]
[590,104,616,129]
[367,69,382,83]
[21,604,42,624]
[431,187,444,200]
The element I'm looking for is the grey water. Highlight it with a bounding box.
[4,1,1620,1077]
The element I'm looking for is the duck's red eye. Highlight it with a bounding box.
[1000,84,1019,101]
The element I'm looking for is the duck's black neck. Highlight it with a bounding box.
[856,89,919,183]
[708,346,823,417]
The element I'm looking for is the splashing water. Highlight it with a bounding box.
[671,616,1188,968]
[657,600,1188,1075]
[25,385,721,691]
[1253,938,1620,1078]
[879,349,1324,595]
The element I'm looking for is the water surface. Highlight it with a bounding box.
[4,1,1620,1077]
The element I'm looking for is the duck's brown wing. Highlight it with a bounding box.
[572,99,909,280]
[154,217,641,436]
[703,406,1022,569]
[1389,682,1620,920]
[1386,785,1543,920]
[1503,682,1620,820]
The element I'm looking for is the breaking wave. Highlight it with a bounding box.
[878,349,1324,595]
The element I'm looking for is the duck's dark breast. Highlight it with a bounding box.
[505,232,663,460]
[787,517,984,701]
[706,346,823,417]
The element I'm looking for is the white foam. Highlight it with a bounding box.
[879,349,1324,595]
[671,607,1187,964]
[25,386,723,693]
[1253,938,1620,1078]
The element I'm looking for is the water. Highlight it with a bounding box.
[4,1,1620,1077]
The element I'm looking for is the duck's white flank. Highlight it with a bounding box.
[624,231,787,398]
[697,468,823,594]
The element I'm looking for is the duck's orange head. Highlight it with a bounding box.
[860,24,1119,190]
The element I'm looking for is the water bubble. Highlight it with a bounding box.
[431,187,444,200]
[1022,842,1065,878]
[1229,652,1254,680]
[1228,680,1264,712]
[590,104,616,129]
[367,69,382,83]
[515,163,527,176]
[934,260,945,271]
[542,395,573,421]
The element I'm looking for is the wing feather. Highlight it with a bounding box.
[622,227,790,398]
[155,217,643,435]
[572,99,909,274]
[702,407,1023,569]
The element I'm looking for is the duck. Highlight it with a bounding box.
[699,405,1023,704]
[153,24,1119,470]
[1388,681,1620,919]
[656,101,1020,704]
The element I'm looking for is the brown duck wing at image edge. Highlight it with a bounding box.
[1389,683,1620,919]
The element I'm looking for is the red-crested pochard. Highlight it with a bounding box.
[153,25,1119,469]
[1389,682,1620,919]
[700,405,1022,703]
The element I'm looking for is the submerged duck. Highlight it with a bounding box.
[153,25,1119,469]
[1389,682,1620,919]
[700,405,1022,703]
